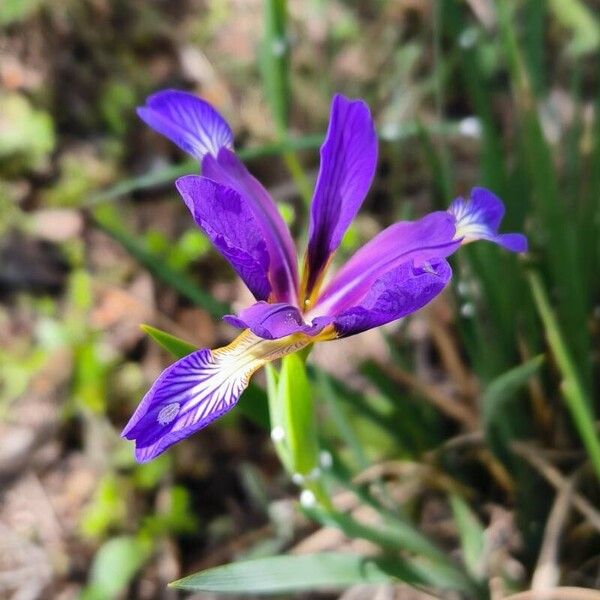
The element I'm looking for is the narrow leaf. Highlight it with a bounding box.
[141,324,196,358]
[528,271,600,481]
[92,206,228,317]
[84,536,151,599]
[449,494,485,580]
[481,355,545,433]
[279,352,319,476]
[171,552,428,593]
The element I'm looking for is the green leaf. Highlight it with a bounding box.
[83,535,151,600]
[481,354,545,435]
[449,494,485,580]
[497,0,591,391]
[260,0,290,135]
[171,551,484,595]
[171,553,407,593]
[0,92,55,171]
[306,506,459,575]
[278,352,319,476]
[92,205,229,318]
[141,324,196,359]
[265,363,292,470]
[528,272,600,482]
[548,0,600,57]
[86,135,323,205]
[0,0,43,24]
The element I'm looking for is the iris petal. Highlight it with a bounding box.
[330,259,452,338]
[448,187,528,252]
[122,330,312,462]
[137,90,233,160]
[224,301,331,340]
[203,149,299,304]
[303,94,378,302]
[313,212,459,317]
[176,176,272,301]
[138,90,298,303]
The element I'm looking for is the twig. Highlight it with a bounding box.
[429,318,478,399]
[377,362,479,430]
[511,442,600,532]
[531,474,575,591]
[502,587,600,600]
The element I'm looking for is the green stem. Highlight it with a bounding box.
[283,150,313,207]
[528,271,600,482]
[304,505,482,597]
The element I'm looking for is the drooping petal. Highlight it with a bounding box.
[448,187,528,252]
[137,90,233,160]
[302,94,378,302]
[122,330,312,462]
[312,212,460,317]
[330,259,452,338]
[176,176,271,301]
[203,148,299,303]
[224,301,331,340]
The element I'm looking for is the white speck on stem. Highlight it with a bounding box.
[457,280,470,297]
[271,38,287,56]
[458,116,482,139]
[459,27,478,49]
[300,489,316,508]
[319,451,333,469]
[308,467,321,480]
[291,473,305,485]
[270,426,285,442]
[461,302,476,318]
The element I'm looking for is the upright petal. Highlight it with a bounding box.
[203,149,299,304]
[330,259,452,338]
[302,94,378,302]
[137,90,234,160]
[122,330,312,462]
[312,212,459,317]
[448,187,528,252]
[176,176,271,301]
[224,301,331,340]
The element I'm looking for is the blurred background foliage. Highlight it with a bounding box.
[1,0,599,598]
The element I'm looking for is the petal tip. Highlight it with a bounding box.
[136,89,234,161]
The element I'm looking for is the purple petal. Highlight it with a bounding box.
[176,176,271,301]
[137,89,233,160]
[313,212,460,316]
[122,348,248,463]
[330,259,452,338]
[224,301,330,340]
[203,148,299,304]
[448,187,528,252]
[303,94,378,300]
[122,331,312,462]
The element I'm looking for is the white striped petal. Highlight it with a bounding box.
[122,330,310,462]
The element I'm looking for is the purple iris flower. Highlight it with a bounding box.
[123,90,527,462]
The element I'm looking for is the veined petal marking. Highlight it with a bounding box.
[122,330,311,462]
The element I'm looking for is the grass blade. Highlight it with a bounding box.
[449,494,485,580]
[481,355,545,462]
[528,271,600,482]
[170,552,431,593]
[497,0,591,390]
[140,324,196,358]
[86,135,324,205]
[92,205,229,318]
[304,507,480,594]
